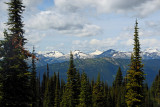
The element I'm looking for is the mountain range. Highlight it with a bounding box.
[28,48,160,67]
[27,48,160,86]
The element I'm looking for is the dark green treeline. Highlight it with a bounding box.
[26,53,160,107]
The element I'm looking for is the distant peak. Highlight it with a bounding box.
[38,51,64,58]
[90,50,103,56]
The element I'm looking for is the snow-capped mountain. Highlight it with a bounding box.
[142,48,160,59]
[38,51,64,58]
[31,48,160,66]
[72,50,90,59]
[97,48,160,59]
[144,48,159,53]
[37,48,160,60]
[90,50,103,56]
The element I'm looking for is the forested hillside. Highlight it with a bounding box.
[37,58,160,86]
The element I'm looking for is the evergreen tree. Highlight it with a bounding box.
[43,78,50,107]
[47,63,49,79]
[150,70,160,106]
[61,52,79,107]
[103,81,109,106]
[107,87,114,107]
[43,64,52,107]
[30,46,38,107]
[60,78,65,103]
[78,72,91,107]
[76,70,81,104]
[54,72,60,107]
[143,83,152,107]
[113,67,123,107]
[92,73,105,107]
[113,67,123,88]
[121,77,127,107]
[41,72,47,107]
[0,0,31,106]
[48,72,57,107]
[125,20,145,107]
[155,70,160,105]
[37,72,41,107]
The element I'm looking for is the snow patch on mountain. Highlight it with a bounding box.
[38,51,64,58]
[144,48,159,53]
[90,50,103,56]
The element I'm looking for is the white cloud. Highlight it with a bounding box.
[26,10,102,37]
[122,39,133,46]
[145,21,160,28]
[135,0,160,17]
[54,0,160,17]
[72,37,120,52]
[90,38,118,47]
[140,38,160,48]
[25,29,46,45]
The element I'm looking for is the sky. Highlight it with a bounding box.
[0,0,160,53]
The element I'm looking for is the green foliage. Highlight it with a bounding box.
[43,65,56,107]
[0,0,31,106]
[54,72,60,107]
[61,52,80,107]
[48,73,56,107]
[125,20,145,107]
[30,46,38,107]
[92,73,105,107]
[113,67,124,107]
[78,72,91,107]
[41,71,47,106]
[113,67,123,88]
[150,70,160,106]
[43,78,50,107]
[6,0,25,35]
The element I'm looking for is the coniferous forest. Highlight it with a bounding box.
[0,0,160,107]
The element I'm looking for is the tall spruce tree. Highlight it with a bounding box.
[41,72,47,107]
[30,46,38,107]
[43,64,51,107]
[113,67,123,107]
[113,67,123,88]
[54,72,60,107]
[0,0,31,106]
[61,52,79,107]
[37,72,41,107]
[78,72,91,107]
[92,73,105,107]
[48,72,57,107]
[43,78,50,107]
[60,78,65,103]
[150,70,160,106]
[125,20,145,107]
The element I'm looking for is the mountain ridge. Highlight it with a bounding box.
[31,48,160,67]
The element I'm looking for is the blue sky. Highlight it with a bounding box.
[0,0,160,53]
